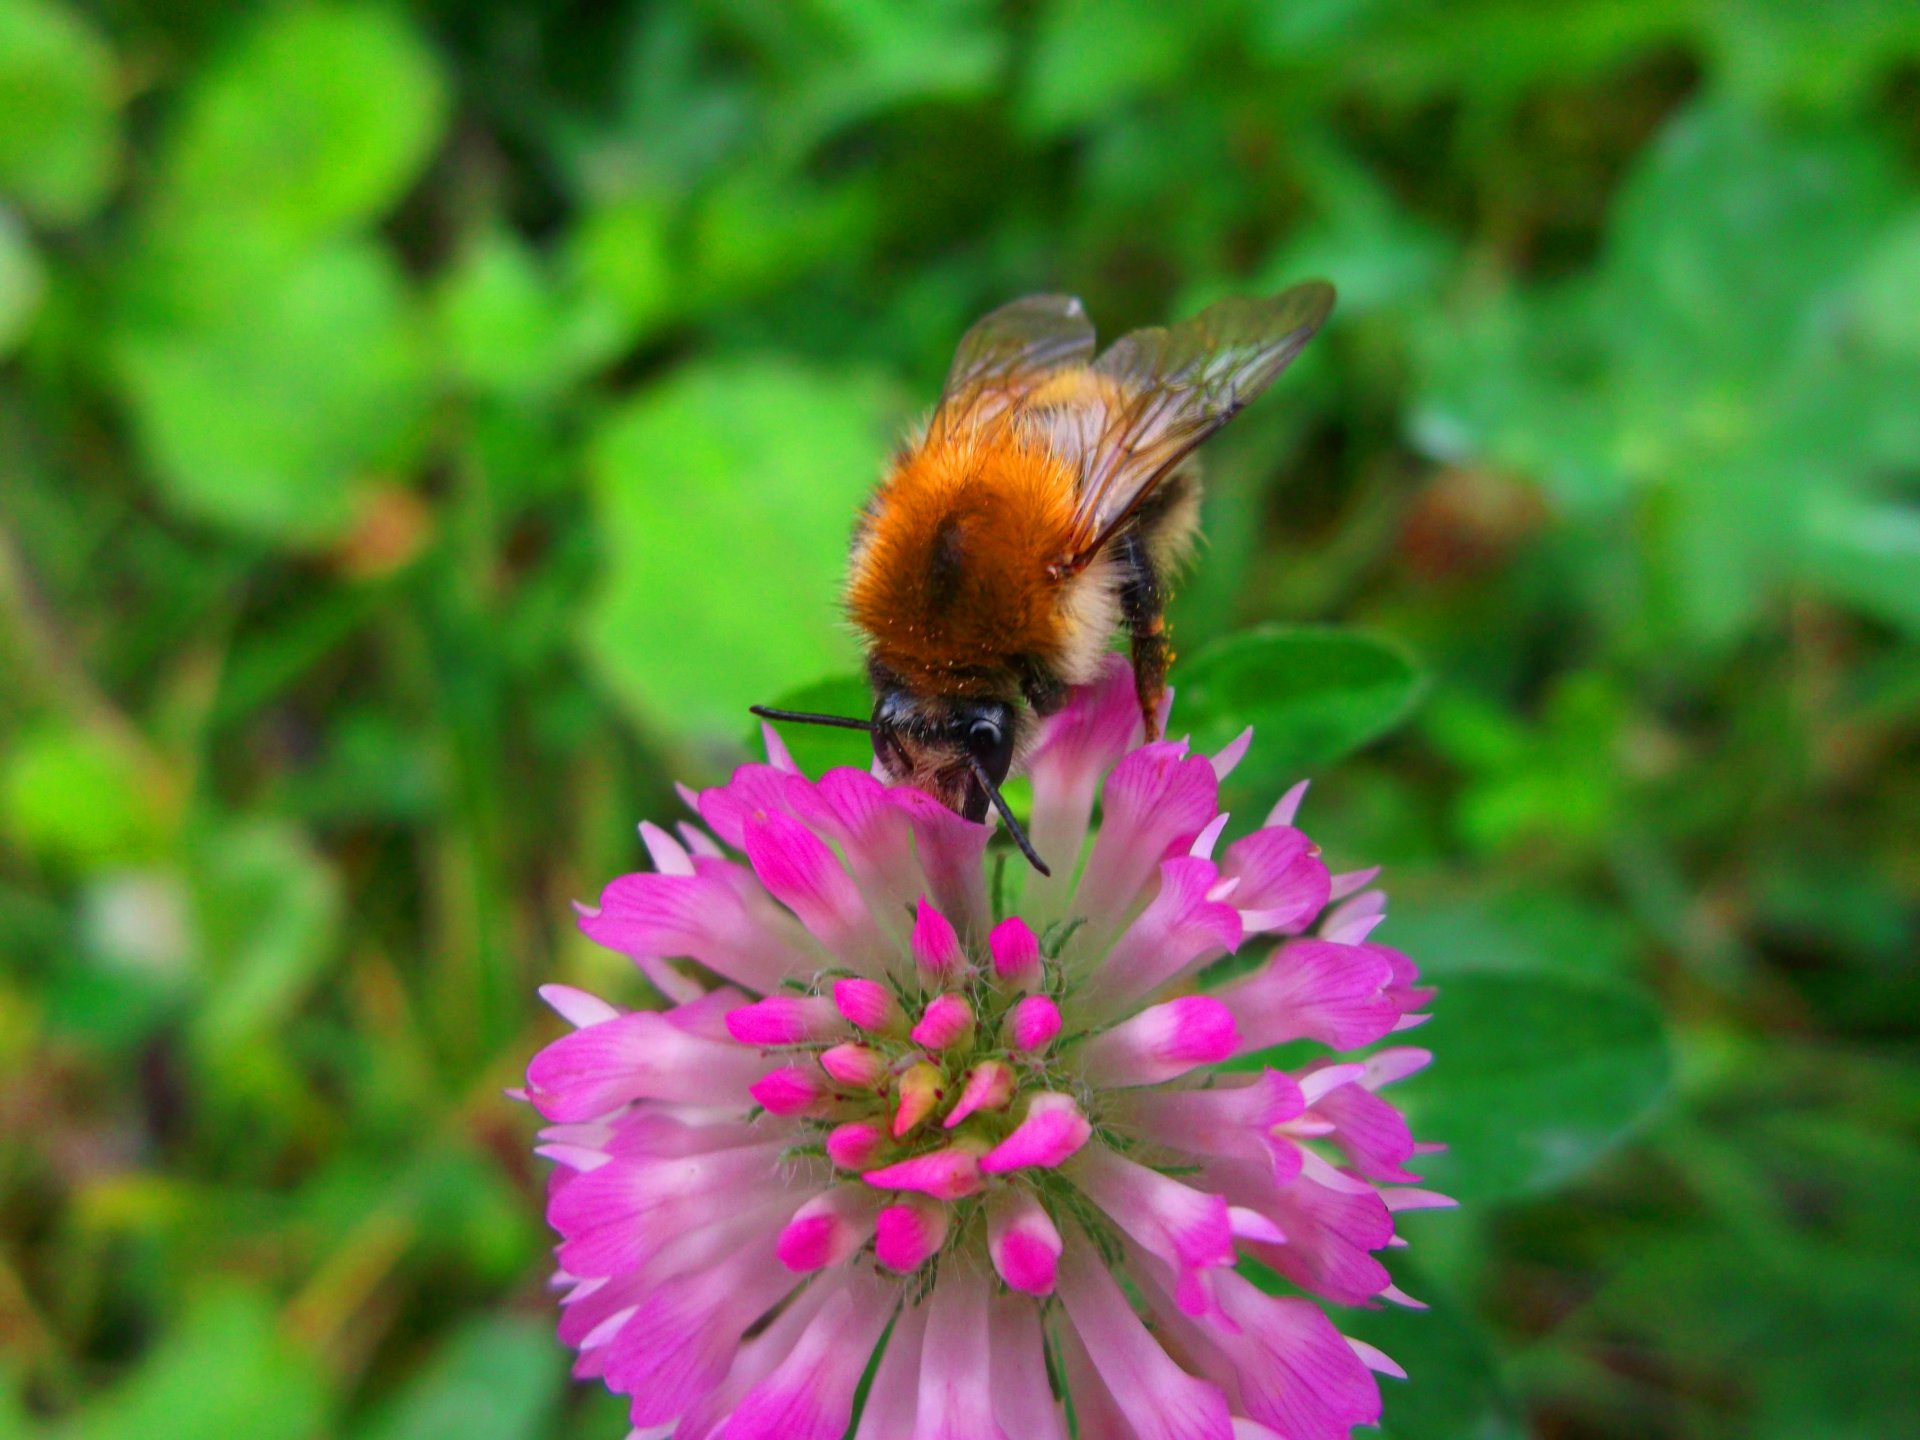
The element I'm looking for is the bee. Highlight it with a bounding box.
[754,282,1334,873]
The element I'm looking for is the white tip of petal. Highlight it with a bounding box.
[1267,780,1310,827]
[1227,1205,1287,1244]
[1348,1337,1408,1379]
[579,1305,638,1351]
[677,822,724,858]
[1297,1062,1368,1104]
[1190,812,1232,861]
[538,984,620,1029]
[639,821,694,876]
[1380,1284,1428,1310]
[1392,1012,1433,1032]
[502,1086,530,1103]
[761,722,801,774]
[675,782,702,813]
[1328,865,1383,900]
[1210,727,1254,780]
[535,1143,611,1173]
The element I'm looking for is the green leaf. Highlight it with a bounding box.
[752,673,874,777]
[189,819,340,1055]
[1398,970,1672,1202]
[1342,1264,1524,1440]
[583,359,894,736]
[1175,626,1425,800]
[156,3,446,251]
[0,0,118,222]
[114,239,429,541]
[0,205,45,356]
[0,725,169,869]
[53,1289,329,1440]
[355,1315,564,1440]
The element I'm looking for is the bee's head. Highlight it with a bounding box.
[869,688,1016,822]
[749,684,1047,874]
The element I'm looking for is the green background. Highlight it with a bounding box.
[2,1,1916,1436]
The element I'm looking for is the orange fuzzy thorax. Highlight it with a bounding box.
[847,431,1079,694]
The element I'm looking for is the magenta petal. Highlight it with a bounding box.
[527,1011,769,1121]
[863,1146,984,1200]
[1213,1270,1383,1438]
[1220,939,1400,1053]
[743,811,888,968]
[1069,1146,1235,1316]
[979,1093,1092,1173]
[1056,1242,1235,1440]
[776,1187,879,1272]
[1082,995,1240,1088]
[988,1188,1062,1296]
[1222,824,1333,934]
[874,1195,949,1270]
[724,1274,896,1440]
[580,860,819,995]
[725,995,843,1046]
[1007,993,1063,1052]
[911,895,966,982]
[1074,743,1222,925]
[915,1262,999,1438]
[1093,856,1243,1012]
[989,914,1043,988]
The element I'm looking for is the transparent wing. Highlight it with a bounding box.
[928,293,1097,437]
[1060,281,1334,569]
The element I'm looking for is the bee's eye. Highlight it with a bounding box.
[965,714,1014,784]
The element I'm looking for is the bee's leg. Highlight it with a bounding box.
[1115,531,1170,741]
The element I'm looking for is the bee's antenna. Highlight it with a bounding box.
[966,755,1052,877]
[750,705,875,731]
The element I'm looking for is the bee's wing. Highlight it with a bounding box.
[929,294,1097,437]
[1059,281,1334,572]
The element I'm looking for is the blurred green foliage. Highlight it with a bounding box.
[1,1,1916,1437]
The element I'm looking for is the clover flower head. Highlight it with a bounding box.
[523,657,1449,1439]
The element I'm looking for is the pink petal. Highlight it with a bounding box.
[1211,1269,1383,1440]
[944,1060,1016,1128]
[749,1064,833,1117]
[725,995,843,1046]
[914,1263,999,1438]
[852,1291,926,1439]
[1006,993,1063,1052]
[911,896,966,982]
[743,812,889,969]
[526,1011,769,1122]
[1069,1146,1235,1316]
[979,1092,1092,1173]
[1219,939,1401,1054]
[884,786,990,938]
[832,977,905,1034]
[989,915,1043,988]
[863,1145,983,1201]
[990,1293,1069,1439]
[776,1186,880,1272]
[910,993,974,1050]
[1082,995,1239,1088]
[1074,743,1221,923]
[1117,1070,1305,1176]
[1056,1242,1234,1440]
[580,859,819,995]
[1222,825,1332,934]
[874,1195,949,1270]
[819,1042,888,1089]
[724,1274,896,1439]
[1092,857,1243,1012]
[1024,656,1143,921]
[539,984,620,1029]
[826,1121,888,1172]
[988,1188,1062,1295]
[892,1061,945,1137]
